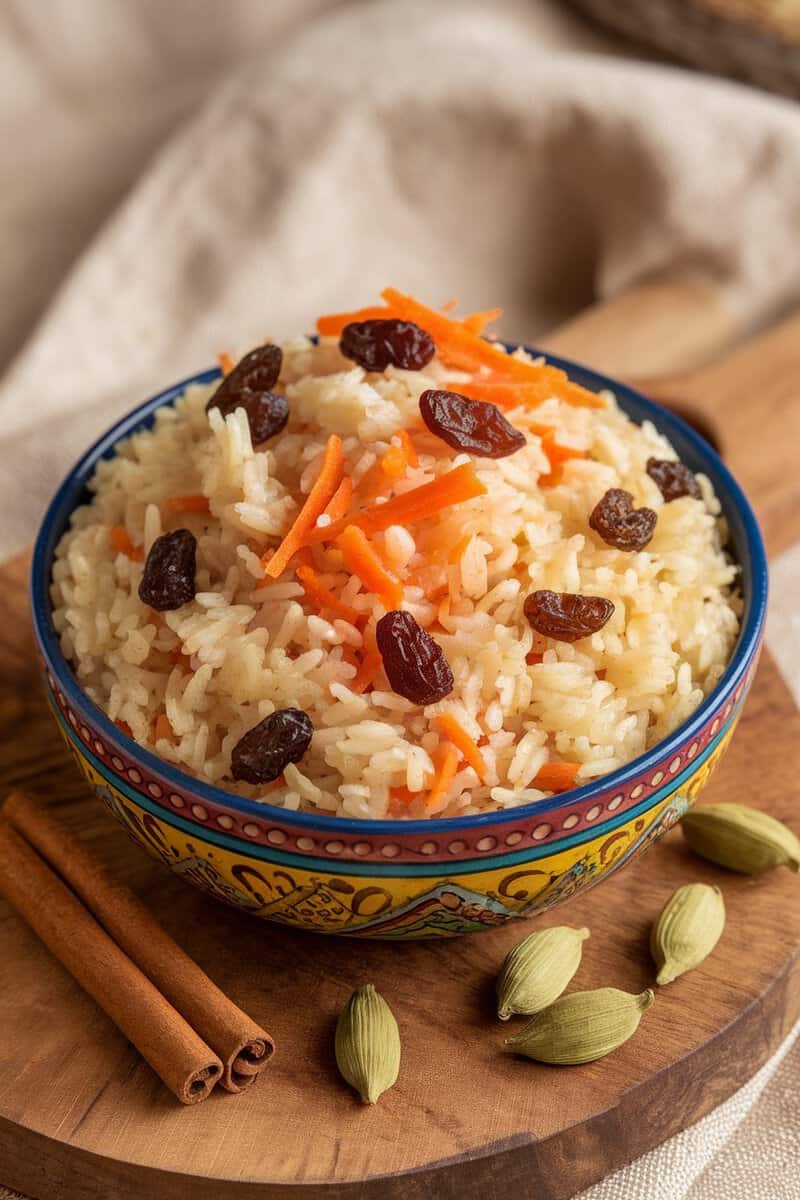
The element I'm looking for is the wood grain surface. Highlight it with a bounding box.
[0,294,798,1200]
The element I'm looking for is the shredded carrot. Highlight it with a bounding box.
[351,625,383,694]
[448,533,472,565]
[262,434,344,578]
[461,307,503,334]
[318,290,603,405]
[154,714,173,743]
[381,288,551,382]
[425,742,460,808]
[218,351,235,376]
[437,593,451,629]
[380,442,410,481]
[316,305,391,336]
[323,476,353,522]
[317,297,502,343]
[163,494,211,515]
[353,436,416,505]
[396,429,418,468]
[351,651,382,694]
[297,564,361,624]
[538,431,588,487]
[435,714,488,784]
[390,785,425,805]
[336,525,403,609]
[533,762,581,793]
[114,719,133,737]
[169,647,184,664]
[307,463,486,545]
[110,525,143,562]
[448,376,605,412]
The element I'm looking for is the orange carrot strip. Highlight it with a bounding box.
[316,306,392,337]
[351,460,388,505]
[447,375,605,411]
[461,307,503,334]
[114,719,133,737]
[307,463,486,545]
[390,785,426,805]
[323,476,353,522]
[380,442,409,481]
[396,429,418,468]
[448,533,472,565]
[563,381,606,409]
[110,526,143,562]
[533,762,581,793]
[218,351,235,376]
[163,494,211,515]
[351,646,382,694]
[425,742,460,808]
[435,714,488,784]
[538,432,588,488]
[153,714,173,742]
[296,564,361,624]
[381,288,550,382]
[541,432,588,468]
[353,438,415,506]
[336,525,403,610]
[262,435,344,578]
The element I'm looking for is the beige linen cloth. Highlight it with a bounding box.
[1,2,798,1197]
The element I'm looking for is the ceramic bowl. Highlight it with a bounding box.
[30,351,767,940]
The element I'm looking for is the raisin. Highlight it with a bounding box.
[138,529,197,611]
[206,344,288,444]
[231,708,314,784]
[419,389,526,458]
[646,457,702,502]
[589,488,657,552]
[340,319,435,372]
[376,611,454,705]
[524,590,614,642]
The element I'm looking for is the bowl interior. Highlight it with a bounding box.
[31,349,768,836]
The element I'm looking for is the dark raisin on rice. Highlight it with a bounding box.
[205,344,288,444]
[419,389,527,458]
[138,529,197,611]
[339,319,435,372]
[376,610,454,706]
[231,707,314,784]
[588,488,657,552]
[524,589,615,643]
[646,457,702,502]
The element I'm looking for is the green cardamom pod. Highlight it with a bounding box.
[650,883,725,985]
[335,984,400,1104]
[496,925,590,1020]
[681,803,800,875]
[504,987,653,1065]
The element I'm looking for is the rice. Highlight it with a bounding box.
[51,331,741,820]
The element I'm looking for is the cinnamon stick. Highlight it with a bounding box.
[4,791,275,1091]
[0,819,221,1104]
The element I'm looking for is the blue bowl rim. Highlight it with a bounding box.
[31,347,768,838]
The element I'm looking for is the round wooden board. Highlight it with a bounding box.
[0,561,798,1200]
[2,299,800,1200]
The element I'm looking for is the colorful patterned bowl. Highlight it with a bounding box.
[31,351,768,940]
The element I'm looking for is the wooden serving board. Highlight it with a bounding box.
[1,293,799,1200]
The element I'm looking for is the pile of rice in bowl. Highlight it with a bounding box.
[51,290,741,820]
